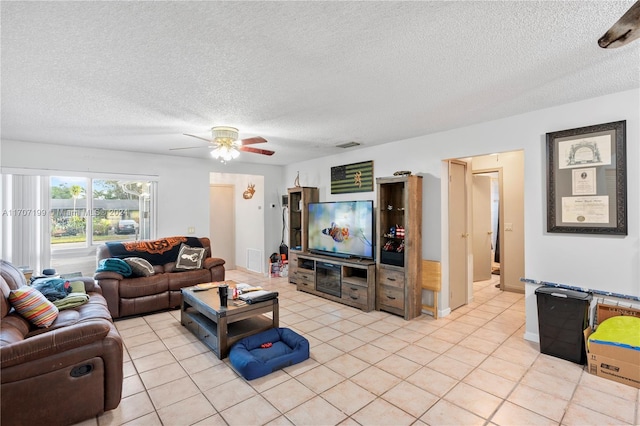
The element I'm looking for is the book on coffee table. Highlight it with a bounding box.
[239,290,278,304]
[235,283,263,292]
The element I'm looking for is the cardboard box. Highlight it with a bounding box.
[596,303,640,323]
[584,304,640,389]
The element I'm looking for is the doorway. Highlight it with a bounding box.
[446,150,525,314]
[473,171,502,288]
[209,184,236,269]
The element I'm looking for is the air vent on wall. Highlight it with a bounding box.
[336,141,361,149]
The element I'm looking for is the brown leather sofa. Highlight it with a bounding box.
[1,260,123,426]
[94,236,225,318]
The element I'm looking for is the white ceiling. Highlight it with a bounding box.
[2,1,639,166]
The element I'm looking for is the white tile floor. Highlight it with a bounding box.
[77,270,640,426]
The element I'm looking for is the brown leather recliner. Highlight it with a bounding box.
[0,260,123,426]
[94,236,225,318]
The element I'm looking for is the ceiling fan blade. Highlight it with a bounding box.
[240,146,275,156]
[169,145,211,151]
[183,133,212,143]
[240,136,267,146]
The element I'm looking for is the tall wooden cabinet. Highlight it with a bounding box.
[287,186,319,284]
[376,175,423,320]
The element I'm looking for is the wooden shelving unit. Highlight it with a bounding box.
[287,186,318,284]
[376,175,423,320]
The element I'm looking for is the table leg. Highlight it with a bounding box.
[273,299,279,328]
[218,313,228,359]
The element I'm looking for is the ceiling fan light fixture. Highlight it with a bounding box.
[210,145,239,161]
[209,126,241,161]
[212,126,239,142]
[179,125,272,160]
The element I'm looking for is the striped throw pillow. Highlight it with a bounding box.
[9,286,59,327]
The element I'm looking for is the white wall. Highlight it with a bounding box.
[285,88,639,341]
[209,173,270,272]
[0,141,285,267]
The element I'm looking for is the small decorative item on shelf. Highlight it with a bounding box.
[395,225,405,238]
[382,240,397,251]
[396,240,405,253]
[388,226,396,238]
[393,170,412,176]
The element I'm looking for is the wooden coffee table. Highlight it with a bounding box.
[181,281,279,359]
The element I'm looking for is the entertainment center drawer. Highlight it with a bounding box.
[342,283,368,306]
[288,252,298,267]
[295,270,314,288]
[287,252,298,283]
[378,285,404,310]
[378,267,404,289]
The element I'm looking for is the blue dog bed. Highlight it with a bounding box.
[229,328,309,380]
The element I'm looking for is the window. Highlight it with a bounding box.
[50,177,88,244]
[50,177,156,275]
[1,172,156,277]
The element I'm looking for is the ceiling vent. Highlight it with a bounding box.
[336,141,361,149]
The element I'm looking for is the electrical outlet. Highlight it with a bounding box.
[505,223,513,231]
[187,227,195,234]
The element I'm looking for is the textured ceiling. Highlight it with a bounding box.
[2,1,639,166]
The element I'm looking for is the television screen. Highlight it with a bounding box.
[307,200,374,259]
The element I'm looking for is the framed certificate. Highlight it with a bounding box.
[546,120,626,235]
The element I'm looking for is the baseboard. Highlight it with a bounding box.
[524,331,540,343]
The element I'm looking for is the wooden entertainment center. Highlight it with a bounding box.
[292,252,376,312]
[287,176,422,318]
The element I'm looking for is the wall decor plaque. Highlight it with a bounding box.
[546,120,626,235]
[331,161,374,194]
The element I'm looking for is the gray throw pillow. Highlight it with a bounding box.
[124,257,155,277]
[175,244,206,270]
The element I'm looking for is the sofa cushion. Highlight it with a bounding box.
[8,286,59,328]
[119,274,169,298]
[24,293,112,337]
[124,257,155,277]
[175,244,206,270]
[167,268,212,291]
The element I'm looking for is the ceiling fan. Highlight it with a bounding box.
[170,126,275,161]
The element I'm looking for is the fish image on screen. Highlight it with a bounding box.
[307,201,374,259]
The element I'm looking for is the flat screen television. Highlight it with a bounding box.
[307,200,374,259]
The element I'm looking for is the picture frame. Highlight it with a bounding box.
[330,160,374,194]
[546,120,627,235]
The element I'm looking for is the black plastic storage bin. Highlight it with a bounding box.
[535,286,592,364]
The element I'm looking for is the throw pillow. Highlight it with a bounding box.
[9,286,59,328]
[175,244,206,270]
[124,257,155,277]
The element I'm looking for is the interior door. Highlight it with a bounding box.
[448,161,468,311]
[472,175,492,281]
[209,185,235,269]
